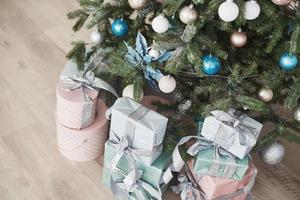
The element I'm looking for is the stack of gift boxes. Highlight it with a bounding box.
[173,109,263,200]
[102,97,173,200]
[55,61,110,162]
[55,61,264,200]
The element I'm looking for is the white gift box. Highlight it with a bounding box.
[107,97,168,165]
[200,110,263,159]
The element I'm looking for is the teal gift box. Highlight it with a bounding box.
[103,141,171,199]
[192,145,249,180]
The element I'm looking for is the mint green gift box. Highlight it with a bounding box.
[193,145,249,180]
[103,141,171,199]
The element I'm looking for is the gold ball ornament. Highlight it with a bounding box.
[271,0,292,5]
[257,87,273,102]
[179,4,198,24]
[294,106,300,122]
[230,29,247,48]
[128,0,147,10]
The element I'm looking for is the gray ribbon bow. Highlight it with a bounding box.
[62,56,118,98]
[171,175,202,200]
[187,138,238,179]
[108,132,163,172]
[110,167,162,200]
[211,110,257,148]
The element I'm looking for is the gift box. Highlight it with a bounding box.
[56,99,108,161]
[56,80,98,129]
[188,138,249,180]
[187,160,257,200]
[107,97,168,164]
[200,109,263,159]
[103,141,171,199]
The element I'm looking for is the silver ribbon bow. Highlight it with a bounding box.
[108,131,163,172]
[61,56,118,98]
[171,175,202,200]
[110,167,162,200]
[187,138,238,179]
[210,110,257,148]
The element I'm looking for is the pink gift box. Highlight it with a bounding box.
[56,80,98,129]
[56,99,108,161]
[187,160,257,200]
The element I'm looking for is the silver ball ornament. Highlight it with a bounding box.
[230,29,247,48]
[257,87,273,102]
[179,4,198,24]
[90,30,105,44]
[261,141,285,165]
[128,0,147,10]
[293,106,300,122]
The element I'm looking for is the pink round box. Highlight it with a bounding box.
[56,81,99,129]
[56,100,108,161]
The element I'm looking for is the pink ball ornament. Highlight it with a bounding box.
[271,0,292,5]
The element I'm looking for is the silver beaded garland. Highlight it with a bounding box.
[261,141,285,165]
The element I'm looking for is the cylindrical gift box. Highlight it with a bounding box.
[56,100,108,161]
[56,81,98,129]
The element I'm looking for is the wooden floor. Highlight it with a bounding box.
[0,0,299,199]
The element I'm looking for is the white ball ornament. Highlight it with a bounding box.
[158,75,176,93]
[179,4,198,24]
[90,30,105,44]
[148,48,160,59]
[257,87,273,103]
[261,141,285,165]
[128,0,147,10]
[122,84,144,101]
[245,0,261,20]
[218,0,239,22]
[293,106,300,122]
[152,14,169,33]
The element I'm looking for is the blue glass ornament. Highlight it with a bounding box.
[201,55,221,75]
[279,52,298,71]
[111,18,129,37]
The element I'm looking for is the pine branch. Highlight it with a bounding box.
[66,41,86,70]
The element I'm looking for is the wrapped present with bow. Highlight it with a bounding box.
[103,141,172,200]
[56,57,118,129]
[200,109,263,159]
[186,160,257,200]
[106,97,168,165]
[187,137,249,180]
[172,163,257,200]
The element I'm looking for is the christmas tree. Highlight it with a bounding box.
[66,0,300,156]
